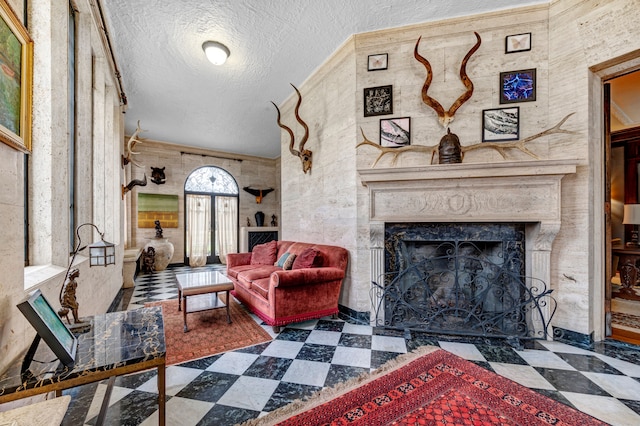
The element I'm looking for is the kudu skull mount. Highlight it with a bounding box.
[271,84,311,174]
[414,32,481,129]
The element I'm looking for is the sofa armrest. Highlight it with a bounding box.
[271,267,345,288]
[227,252,252,267]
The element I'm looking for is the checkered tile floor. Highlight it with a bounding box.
[62,266,640,426]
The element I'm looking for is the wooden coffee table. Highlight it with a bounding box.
[175,270,235,332]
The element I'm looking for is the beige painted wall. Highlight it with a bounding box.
[278,0,640,339]
[126,140,280,263]
[0,0,125,372]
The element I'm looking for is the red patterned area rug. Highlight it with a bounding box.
[244,346,606,426]
[146,296,271,365]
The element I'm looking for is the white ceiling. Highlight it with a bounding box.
[101,0,552,158]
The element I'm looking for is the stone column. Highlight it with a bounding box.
[369,221,385,326]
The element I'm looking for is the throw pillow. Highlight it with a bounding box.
[251,240,278,265]
[283,253,297,270]
[275,252,290,268]
[292,247,321,269]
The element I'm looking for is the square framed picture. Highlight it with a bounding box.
[364,85,393,117]
[380,117,410,147]
[0,1,33,153]
[367,53,388,71]
[482,107,519,142]
[505,33,531,53]
[500,68,536,104]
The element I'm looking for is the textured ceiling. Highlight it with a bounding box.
[101,0,551,158]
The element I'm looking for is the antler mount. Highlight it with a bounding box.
[272,84,312,174]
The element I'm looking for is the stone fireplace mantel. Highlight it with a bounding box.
[358,159,577,224]
[358,159,578,331]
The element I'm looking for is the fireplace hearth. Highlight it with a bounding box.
[371,222,555,340]
[358,160,577,342]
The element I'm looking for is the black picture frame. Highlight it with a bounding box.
[499,68,536,104]
[505,32,532,54]
[380,117,411,147]
[364,85,393,117]
[17,289,78,366]
[482,107,520,142]
[367,53,388,71]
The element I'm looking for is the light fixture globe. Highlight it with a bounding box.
[202,41,230,65]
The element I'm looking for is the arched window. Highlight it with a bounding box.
[184,166,239,266]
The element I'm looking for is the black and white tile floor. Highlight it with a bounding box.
[62,266,640,426]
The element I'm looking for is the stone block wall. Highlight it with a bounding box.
[278,0,640,340]
[125,140,280,263]
[0,0,125,371]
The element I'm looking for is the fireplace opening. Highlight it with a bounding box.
[372,223,555,340]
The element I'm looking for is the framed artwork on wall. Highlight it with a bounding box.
[505,32,531,53]
[363,85,393,117]
[367,53,388,71]
[0,0,33,153]
[380,117,410,147]
[482,107,519,142]
[138,193,180,228]
[499,68,536,104]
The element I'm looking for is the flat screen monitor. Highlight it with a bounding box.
[17,289,77,367]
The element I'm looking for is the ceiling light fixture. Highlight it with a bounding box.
[202,41,230,65]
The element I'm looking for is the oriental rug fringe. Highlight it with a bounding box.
[243,346,606,426]
[146,296,271,365]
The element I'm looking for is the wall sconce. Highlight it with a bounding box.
[58,223,115,327]
[623,204,640,246]
[202,41,230,65]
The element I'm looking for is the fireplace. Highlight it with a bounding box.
[359,160,577,340]
[377,222,545,338]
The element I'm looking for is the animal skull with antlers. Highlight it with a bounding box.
[414,32,481,129]
[122,120,146,168]
[271,84,311,174]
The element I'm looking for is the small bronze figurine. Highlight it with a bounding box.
[142,246,156,273]
[155,220,163,238]
[271,214,277,227]
[59,268,81,324]
[438,128,462,164]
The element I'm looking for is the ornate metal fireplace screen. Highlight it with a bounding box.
[371,233,557,340]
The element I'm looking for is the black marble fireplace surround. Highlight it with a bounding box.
[372,222,556,341]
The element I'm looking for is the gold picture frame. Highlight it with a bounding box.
[0,1,32,153]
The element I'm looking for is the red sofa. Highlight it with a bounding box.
[226,240,348,332]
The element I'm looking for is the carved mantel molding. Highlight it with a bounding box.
[358,159,577,224]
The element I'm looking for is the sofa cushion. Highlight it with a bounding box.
[274,252,290,268]
[238,265,279,283]
[292,248,322,269]
[250,278,270,300]
[227,264,258,279]
[283,253,297,270]
[251,240,277,265]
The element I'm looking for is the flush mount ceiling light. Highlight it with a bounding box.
[202,41,230,65]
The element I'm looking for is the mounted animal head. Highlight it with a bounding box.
[121,174,147,199]
[414,32,481,128]
[122,120,146,168]
[150,166,166,185]
[271,84,312,174]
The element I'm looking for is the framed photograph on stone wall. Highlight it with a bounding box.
[499,68,536,104]
[380,117,410,147]
[363,85,393,117]
[505,32,531,53]
[0,1,33,153]
[482,107,519,142]
[367,53,388,71]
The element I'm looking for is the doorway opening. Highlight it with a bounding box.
[607,70,640,344]
[184,166,239,266]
